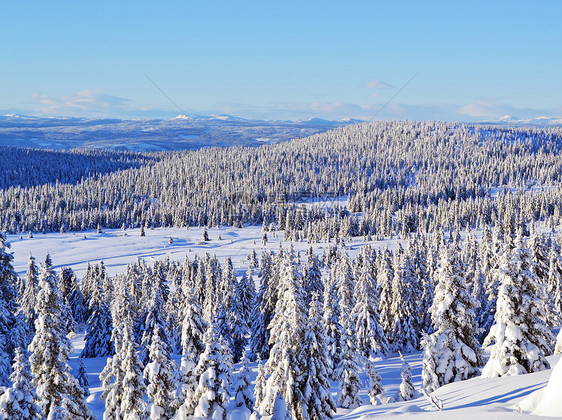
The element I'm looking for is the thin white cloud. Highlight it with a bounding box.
[456,100,561,121]
[366,79,395,90]
[31,90,132,116]
[457,100,503,118]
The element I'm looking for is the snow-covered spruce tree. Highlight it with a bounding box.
[253,357,267,410]
[203,255,220,324]
[335,254,362,409]
[352,256,389,358]
[234,351,255,412]
[59,266,75,300]
[300,292,336,419]
[390,245,419,353]
[478,222,507,341]
[482,232,554,378]
[365,357,383,405]
[140,274,171,365]
[20,254,39,325]
[226,270,251,363]
[399,355,415,401]
[546,244,562,326]
[260,256,307,417]
[191,324,231,420]
[144,323,177,420]
[77,360,90,397]
[335,309,362,409]
[530,230,550,283]
[0,347,42,419]
[80,275,114,358]
[29,253,91,419]
[174,286,207,417]
[421,238,483,392]
[230,301,249,363]
[119,322,147,419]
[411,235,432,333]
[0,231,18,386]
[237,268,256,326]
[376,247,394,342]
[66,270,88,326]
[99,277,133,420]
[303,249,323,304]
[471,265,488,327]
[249,251,276,361]
[322,264,341,379]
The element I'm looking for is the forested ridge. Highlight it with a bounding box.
[2,121,562,238]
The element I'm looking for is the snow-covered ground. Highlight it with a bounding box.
[8,226,562,419]
[7,224,393,279]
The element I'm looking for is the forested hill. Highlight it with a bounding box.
[1,121,562,236]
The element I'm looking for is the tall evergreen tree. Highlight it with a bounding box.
[119,316,147,419]
[0,347,42,419]
[303,249,323,304]
[260,256,307,417]
[422,239,483,392]
[0,232,18,386]
[174,286,207,418]
[299,292,335,419]
[140,274,171,365]
[81,276,114,358]
[482,233,554,378]
[20,254,39,325]
[192,324,231,420]
[352,257,389,357]
[390,245,419,353]
[377,247,394,341]
[144,323,177,420]
[29,253,91,419]
[249,252,276,361]
[322,264,342,378]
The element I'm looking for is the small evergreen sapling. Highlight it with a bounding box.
[365,358,384,405]
[77,360,90,397]
[234,351,255,411]
[399,355,415,401]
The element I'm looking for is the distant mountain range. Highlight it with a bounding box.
[2,113,559,152]
[0,114,363,152]
[486,115,562,126]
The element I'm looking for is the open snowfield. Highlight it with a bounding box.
[7,223,383,280]
[6,226,562,419]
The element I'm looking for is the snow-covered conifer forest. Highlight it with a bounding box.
[1,120,562,418]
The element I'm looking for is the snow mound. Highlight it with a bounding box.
[390,404,426,414]
[516,358,562,417]
[532,358,562,416]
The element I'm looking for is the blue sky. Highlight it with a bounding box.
[1,1,561,121]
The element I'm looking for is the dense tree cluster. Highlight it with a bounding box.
[1,123,562,238]
[1,216,560,417]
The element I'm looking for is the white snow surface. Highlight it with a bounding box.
[6,226,562,419]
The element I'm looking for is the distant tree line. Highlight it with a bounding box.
[1,122,562,238]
